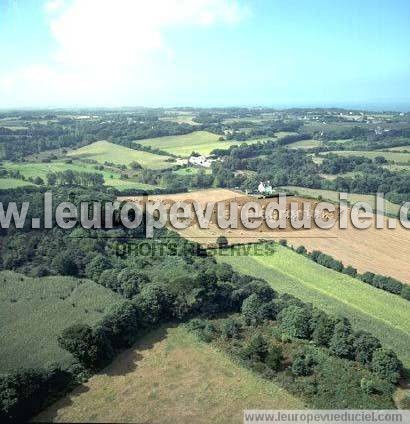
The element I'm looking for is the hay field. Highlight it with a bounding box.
[68,140,174,169]
[121,188,410,283]
[36,326,304,423]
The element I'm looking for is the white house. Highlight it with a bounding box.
[189,155,214,168]
[258,181,274,195]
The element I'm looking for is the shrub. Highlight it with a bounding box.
[360,377,382,395]
[401,285,410,300]
[241,334,269,363]
[58,324,113,369]
[277,305,312,339]
[220,318,241,339]
[352,331,381,366]
[100,302,139,348]
[279,239,287,246]
[291,352,317,376]
[186,319,218,343]
[0,367,73,423]
[295,245,307,255]
[133,283,175,326]
[241,294,275,325]
[371,349,402,384]
[216,235,228,248]
[85,254,112,281]
[329,318,354,359]
[342,265,357,277]
[52,254,78,276]
[309,250,322,261]
[310,312,335,347]
[265,346,283,371]
[117,268,150,299]
[361,272,375,284]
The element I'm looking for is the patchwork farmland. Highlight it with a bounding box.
[121,188,410,283]
[217,244,410,368]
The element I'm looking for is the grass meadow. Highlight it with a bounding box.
[68,140,174,169]
[217,245,410,368]
[322,150,410,164]
[0,271,124,372]
[0,177,35,189]
[136,130,261,157]
[385,145,410,151]
[36,326,304,423]
[286,139,322,149]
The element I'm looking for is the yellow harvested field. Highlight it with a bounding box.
[120,189,410,283]
[118,188,243,207]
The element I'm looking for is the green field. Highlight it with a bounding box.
[217,245,410,368]
[137,130,261,157]
[280,185,402,216]
[382,164,410,173]
[322,150,410,164]
[68,140,175,169]
[385,145,410,151]
[0,271,124,372]
[0,178,35,189]
[36,326,304,423]
[1,161,159,191]
[160,114,200,125]
[287,139,322,149]
[173,166,212,176]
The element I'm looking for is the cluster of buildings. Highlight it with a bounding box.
[175,155,216,168]
[188,155,215,168]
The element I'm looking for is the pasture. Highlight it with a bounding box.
[385,145,410,151]
[218,245,410,368]
[0,177,34,189]
[0,271,124,372]
[173,166,211,176]
[1,160,159,191]
[321,150,410,164]
[136,130,260,157]
[68,140,175,169]
[36,326,304,423]
[286,139,321,149]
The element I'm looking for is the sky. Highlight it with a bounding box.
[0,0,409,109]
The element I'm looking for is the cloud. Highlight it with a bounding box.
[1,0,248,106]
